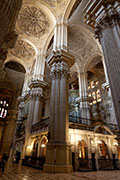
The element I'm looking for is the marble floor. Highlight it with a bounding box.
[0,165,120,180]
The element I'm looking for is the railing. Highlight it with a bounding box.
[106,122,119,131]
[31,117,49,132]
[69,115,119,133]
[19,115,119,135]
[69,115,94,125]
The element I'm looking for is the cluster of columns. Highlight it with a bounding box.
[44,50,74,173]
[84,0,120,129]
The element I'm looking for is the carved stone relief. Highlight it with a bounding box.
[10,40,35,60]
[17,6,49,38]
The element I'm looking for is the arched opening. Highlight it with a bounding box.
[98,140,109,159]
[0,61,26,155]
[77,140,89,171]
[40,137,47,158]
[32,140,39,159]
[86,56,115,126]
[5,61,26,73]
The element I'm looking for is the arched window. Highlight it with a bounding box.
[78,140,88,159]
[40,137,47,158]
[0,100,9,118]
[98,141,109,159]
[88,81,102,105]
[32,140,39,158]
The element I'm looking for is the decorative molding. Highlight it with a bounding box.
[50,61,69,80]
[46,50,75,68]
[10,40,35,59]
[17,6,50,38]
[29,79,49,89]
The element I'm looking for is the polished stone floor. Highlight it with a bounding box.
[0,165,120,180]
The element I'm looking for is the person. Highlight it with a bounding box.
[12,154,16,167]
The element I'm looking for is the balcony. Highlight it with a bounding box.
[31,117,49,134]
[69,115,119,134]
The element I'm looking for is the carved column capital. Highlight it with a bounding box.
[29,80,49,101]
[84,1,120,41]
[46,50,75,68]
[48,50,74,80]
[50,61,69,80]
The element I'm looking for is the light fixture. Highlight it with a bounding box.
[113,142,118,146]
[41,144,46,148]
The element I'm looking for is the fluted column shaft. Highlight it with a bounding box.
[55,68,60,141]
[32,88,42,125]
[49,73,56,141]
[49,61,69,142]
[78,72,87,99]
[44,50,74,173]
[26,91,35,130]
[59,62,69,142]
[77,71,90,120]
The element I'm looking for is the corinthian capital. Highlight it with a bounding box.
[50,61,69,80]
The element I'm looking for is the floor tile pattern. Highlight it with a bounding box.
[0,165,120,180]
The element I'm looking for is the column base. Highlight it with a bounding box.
[44,164,73,173]
[43,142,73,173]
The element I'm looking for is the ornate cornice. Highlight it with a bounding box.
[46,50,75,68]
[84,0,120,40]
[29,80,49,89]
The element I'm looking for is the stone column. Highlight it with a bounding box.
[22,71,30,96]
[32,88,43,125]
[26,90,35,131]
[44,50,74,173]
[23,80,48,159]
[76,71,90,121]
[84,1,120,129]
[29,80,48,125]
[1,110,17,155]
[8,97,25,163]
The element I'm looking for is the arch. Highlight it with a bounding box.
[62,0,78,23]
[42,30,54,55]
[78,139,88,159]
[4,59,27,73]
[5,61,26,73]
[94,124,113,135]
[97,140,109,159]
[19,37,38,56]
[34,1,57,25]
[39,135,48,158]
[84,53,103,73]
[32,139,39,158]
